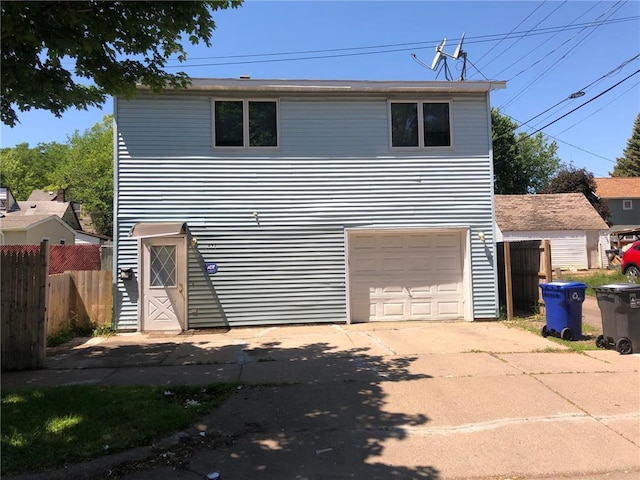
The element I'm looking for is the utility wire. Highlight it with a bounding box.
[481,1,567,72]
[518,53,640,127]
[499,1,627,109]
[555,80,640,135]
[528,69,640,135]
[490,1,601,80]
[163,16,639,69]
[474,1,547,67]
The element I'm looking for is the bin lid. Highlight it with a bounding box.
[594,283,640,293]
[539,281,587,290]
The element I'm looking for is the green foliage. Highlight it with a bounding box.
[1,116,115,237]
[546,165,611,222]
[0,142,69,200]
[92,323,116,338]
[46,329,77,348]
[562,269,628,296]
[491,109,561,194]
[1,383,236,475]
[1,1,243,126]
[49,115,114,236]
[612,112,640,177]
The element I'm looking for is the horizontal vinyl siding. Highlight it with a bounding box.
[115,94,497,328]
[502,231,588,270]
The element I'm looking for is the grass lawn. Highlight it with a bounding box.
[561,269,629,296]
[1,383,236,475]
[503,314,601,353]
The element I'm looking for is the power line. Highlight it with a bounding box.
[499,2,628,110]
[528,69,640,135]
[162,16,639,69]
[490,1,602,80]
[474,1,548,67]
[518,53,640,127]
[481,1,569,72]
[555,80,640,135]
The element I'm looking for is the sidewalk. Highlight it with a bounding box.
[3,311,639,480]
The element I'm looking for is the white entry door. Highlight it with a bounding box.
[348,229,466,322]
[140,236,186,332]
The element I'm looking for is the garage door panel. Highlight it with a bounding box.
[382,257,405,272]
[437,301,462,316]
[348,230,465,322]
[410,302,432,316]
[382,236,403,248]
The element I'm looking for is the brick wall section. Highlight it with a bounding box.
[0,244,101,274]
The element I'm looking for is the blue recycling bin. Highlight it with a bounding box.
[539,281,587,341]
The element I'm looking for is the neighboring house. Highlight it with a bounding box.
[495,193,610,270]
[114,78,506,332]
[594,177,640,231]
[0,214,77,246]
[20,189,82,231]
[0,186,19,213]
[75,230,111,245]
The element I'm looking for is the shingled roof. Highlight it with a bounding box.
[495,194,609,231]
[594,177,640,198]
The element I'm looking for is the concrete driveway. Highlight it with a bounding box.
[2,313,639,480]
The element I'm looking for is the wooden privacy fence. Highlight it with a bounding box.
[497,240,552,320]
[1,241,48,371]
[48,270,113,336]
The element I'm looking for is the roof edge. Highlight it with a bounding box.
[134,78,507,95]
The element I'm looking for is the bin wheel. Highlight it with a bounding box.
[561,328,573,341]
[541,325,549,338]
[595,335,607,349]
[615,337,633,355]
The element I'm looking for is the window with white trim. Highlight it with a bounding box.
[623,199,633,210]
[213,99,278,148]
[389,101,451,148]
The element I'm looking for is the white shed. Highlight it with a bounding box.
[495,194,610,270]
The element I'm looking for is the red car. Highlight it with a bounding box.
[621,240,640,282]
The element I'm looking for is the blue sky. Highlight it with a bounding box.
[2,0,639,178]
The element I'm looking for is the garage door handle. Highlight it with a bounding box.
[406,287,412,297]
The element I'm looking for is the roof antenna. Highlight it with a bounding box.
[427,33,468,81]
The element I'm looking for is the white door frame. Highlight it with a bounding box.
[137,234,188,332]
[344,227,472,323]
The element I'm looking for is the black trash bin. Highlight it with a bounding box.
[594,284,640,355]
[539,281,587,341]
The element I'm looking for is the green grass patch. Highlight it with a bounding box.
[46,328,78,347]
[1,383,236,475]
[502,315,599,353]
[562,269,628,296]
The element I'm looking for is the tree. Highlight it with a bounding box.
[611,112,640,177]
[0,142,69,199]
[546,166,611,222]
[49,116,114,236]
[1,1,242,126]
[491,109,561,194]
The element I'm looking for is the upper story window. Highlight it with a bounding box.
[623,199,633,210]
[389,101,451,148]
[213,99,278,148]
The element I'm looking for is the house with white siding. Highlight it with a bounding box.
[495,193,610,270]
[114,78,506,332]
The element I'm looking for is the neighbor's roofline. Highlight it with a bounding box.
[134,78,507,95]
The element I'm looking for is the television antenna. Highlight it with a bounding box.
[428,33,468,81]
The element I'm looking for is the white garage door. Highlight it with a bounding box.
[348,230,465,322]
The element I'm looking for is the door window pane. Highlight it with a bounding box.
[423,103,451,147]
[214,101,244,146]
[391,103,419,147]
[249,101,278,147]
[150,245,176,287]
